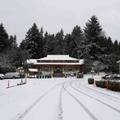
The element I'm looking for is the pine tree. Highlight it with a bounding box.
[84,16,102,41]
[11,48,31,67]
[67,25,84,58]
[45,34,56,54]
[64,34,73,55]
[106,37,113,54]
[84,15,104,60]
[0,24,9,52]
[20,23,45,59]
[113,40,119,55]
[43,31,49,56]
[54,29,64,54]
[9,35,17,48]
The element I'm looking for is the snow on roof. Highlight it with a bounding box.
[26,55,84,65]
[39,55,79,61]
[34,62,83,65]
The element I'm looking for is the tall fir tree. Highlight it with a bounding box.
[9,35,17,48]
[84,15,104,60]
[54,29,64,54]
[113,40,119,55]
[0,24,9,52]
[20,23,45,59]
[43,31,49,56]
[64,34,73,55]
[106,37,113,54]
[70,26,85,58]
[84,16,102,41]
[43,33,56,54]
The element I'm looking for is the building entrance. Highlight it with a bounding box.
[53,66,64,77]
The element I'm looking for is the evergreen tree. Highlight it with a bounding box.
[0,24,9,52]
[84,16,102,41]
[113,40,119,55]
[70,26,85,58]
[9,35,17,48]
[54,29,64,54]
[64,34,73,55]
[106,37,113,54]
[20,23,45,59]
[11,48,31,67]
[84,15,104,60]
[118,42,120,55]
[43,31,49,56]
[45,34,56,54]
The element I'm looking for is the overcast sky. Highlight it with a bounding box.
[0,0,120,44]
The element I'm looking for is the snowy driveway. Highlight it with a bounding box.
[0,76,120,120]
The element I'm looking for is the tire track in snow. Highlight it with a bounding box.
[71,85,120,114]
[84,86,120,102]
[12,83,64,120]
[63,84,98,120]
[0,93,5,97]
[74,81,120,102]
[57,85,64,120]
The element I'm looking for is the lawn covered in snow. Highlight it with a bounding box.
[0,74,120,120]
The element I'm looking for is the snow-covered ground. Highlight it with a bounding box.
[0,74,120,120]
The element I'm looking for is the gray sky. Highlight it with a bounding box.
[0,0,120,44]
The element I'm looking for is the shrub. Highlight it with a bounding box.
[88,78,94,84]
[108,81,120,91]
[95,80,120,91]
[95,80,106,88]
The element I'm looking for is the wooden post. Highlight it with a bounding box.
[25,77,27,84]
[106,80,109,89]
[8,80,10,88]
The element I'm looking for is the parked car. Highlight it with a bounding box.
[102,74,112,79]
[4,72,20,79]
[102,74,120,80]
[0,74,4,80]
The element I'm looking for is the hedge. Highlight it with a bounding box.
[95,80,106,88]
[95,80,120,91]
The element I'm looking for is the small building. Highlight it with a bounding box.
[25,55,84,78]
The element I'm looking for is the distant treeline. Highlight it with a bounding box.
[0,15,120,73]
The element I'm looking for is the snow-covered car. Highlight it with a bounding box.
[0,74,4,80]
[102,74,112,79]
[4,72,20,79]
[102,74,120,80]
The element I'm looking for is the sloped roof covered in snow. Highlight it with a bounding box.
[39,55,79,61]
[26,55,84,65]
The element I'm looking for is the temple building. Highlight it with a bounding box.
[26,55,84,78]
